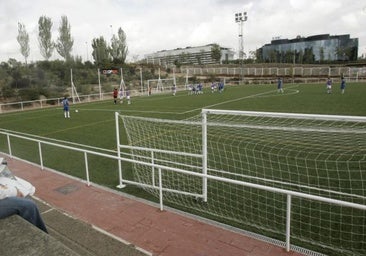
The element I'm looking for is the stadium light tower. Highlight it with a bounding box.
[235,11,248,60]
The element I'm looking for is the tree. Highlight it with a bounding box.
[110,27,128,64]
[303,48,315,63]
[319,47,325,63]
[248,50,257,62]
[178,52,189,64]
[56,16,74,62]
[17,22,30,64]
[38,16,54,60]
[268,50,276,63]
[255,49,263,63]
[91,36,110,66]
[211,44,221,63]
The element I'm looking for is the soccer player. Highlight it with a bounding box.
[172,84,176,96]
[62,96,70,118]
[218,82,224,93]
[148,86,152,96]
[197,83,203,94]
[340,77,346,94]
[277,77,284,93]
[326,77,332,94]
[191,85,196,95]
[211,82,216,93]
[126,90,131,104]
[119,88,124,103]
[113,88,118,104]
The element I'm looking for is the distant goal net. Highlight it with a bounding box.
[118,109,366,256]
[147,78,175,94]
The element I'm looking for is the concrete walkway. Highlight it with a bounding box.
[3,154,306,256]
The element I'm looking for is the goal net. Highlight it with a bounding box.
[119,110,366,256]
[147,78,175,94]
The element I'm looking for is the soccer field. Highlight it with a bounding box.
[1,82,365,143]
[1,82,366,255]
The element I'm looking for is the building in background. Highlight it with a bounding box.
[144,44,235,66]
[257,34,358,63]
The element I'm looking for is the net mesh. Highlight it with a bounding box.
[120,111,366,255]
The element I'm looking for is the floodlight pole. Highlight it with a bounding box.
[185,69,189,89]
[70,69,74,103]
[235,11,248,60]
[120,68,125,92]
[98,68,102,100]
[158,68,162,91]
[235,11,248,84]
[173,67,176,86]
[139,68,143,93]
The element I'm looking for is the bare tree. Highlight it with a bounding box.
[17,22,30,64]
[38,16,54,60]
[56,16,74,62]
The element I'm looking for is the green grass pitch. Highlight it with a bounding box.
[0,81,364,182]
[1,82,365,255]
[0,82,365,191]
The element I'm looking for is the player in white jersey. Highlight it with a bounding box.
[326,77,332,94]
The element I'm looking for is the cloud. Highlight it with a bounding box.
[0,0,364,62]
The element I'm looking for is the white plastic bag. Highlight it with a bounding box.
[0,164,35,197]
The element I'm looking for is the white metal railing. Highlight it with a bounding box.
[2,124,366,253]
[181,66,366,80]
[200,109,366,252]
[0,93,107,114]
[0,90,146,114]
[0,86,178,114]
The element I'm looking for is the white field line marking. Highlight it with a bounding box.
[182,85,300,115]
[82,85,300,116]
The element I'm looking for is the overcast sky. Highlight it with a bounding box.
[0,0,365,63]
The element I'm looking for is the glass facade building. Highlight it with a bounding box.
[258,34,358,63]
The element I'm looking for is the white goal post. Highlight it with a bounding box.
[147,67,176,95]
[147,78,175,93]
[116,109,366,255]
[70,69,81,103]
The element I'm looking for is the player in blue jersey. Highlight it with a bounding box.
[62,96,70,118]
[218,82,224,93]
[277,77,284,93]
[340,77,346,94]
[197,83,203,94]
